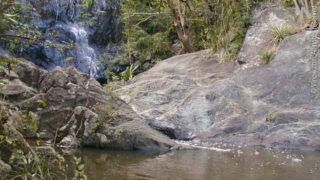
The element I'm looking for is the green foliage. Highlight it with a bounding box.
[0,103,71,179]
[106,64,139,82]
[83,0,94,9]
[120,0,174,73]
[0,0,72,55]
[269,25,297,43]
[106,70,121,82]
[266,111,276,122]
[0,0,43,54]
[190,0,255,60]
[0,0,16,33]
[22,111,39,134]
[119,0,259,72]
[260,49,275,64]
[36,99,47,109]
[4,147,68,179]
[0,56,23,65]
[280,0,295,7]
[73,156,87,180]
[0,79,7,94]
[121,64,139,81]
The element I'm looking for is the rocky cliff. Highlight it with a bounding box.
[0,55,175,152]
[116,6,320,151]
[6,0,122,79]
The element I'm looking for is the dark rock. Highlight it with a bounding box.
[1,60,176,151]
[89,0,122,46]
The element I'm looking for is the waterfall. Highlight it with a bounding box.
[67,24,99,78]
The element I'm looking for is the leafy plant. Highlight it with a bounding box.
[260,49,276,64]
[106,70,121,82]
[73,156,87,180]
[0,106,67,179]
[0,0,16,33]
[22,111,39,134]
[120,64,139,81]
[6,148,68,179]
[36,99,47,109]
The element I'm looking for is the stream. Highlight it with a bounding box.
[78,147,320,180]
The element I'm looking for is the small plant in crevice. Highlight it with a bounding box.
[22,111,39,134]
[120,64,139,81]
[36,99,47,109]
[269,25,297,44]
[106,64,139,82]
[266,111,276,123]
[260,49,276,64]
[0,79,7,95]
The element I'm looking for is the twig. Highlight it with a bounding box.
[0,34,37,41]
[53,128,59,146]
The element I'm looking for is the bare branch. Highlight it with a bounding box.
[0,34,37,41]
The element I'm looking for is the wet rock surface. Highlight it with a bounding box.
[117,7,320,151]
[14,0,122,78]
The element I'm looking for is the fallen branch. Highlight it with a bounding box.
[0,34,37,41]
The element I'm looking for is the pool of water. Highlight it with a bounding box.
[79,147,320,180]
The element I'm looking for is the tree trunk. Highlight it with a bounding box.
[166,0,195,53]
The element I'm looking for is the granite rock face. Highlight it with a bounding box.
[117,6,320,151]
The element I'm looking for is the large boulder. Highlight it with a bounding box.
[116,6,320,151]
[237,5,298,68]
[1,60,175,152]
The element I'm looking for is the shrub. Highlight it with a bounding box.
[280,0,295,7]
[120,1,174,72]
[192,0,255,61]
[119,0,258,73]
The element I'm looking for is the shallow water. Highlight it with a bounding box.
[80,147,320,180]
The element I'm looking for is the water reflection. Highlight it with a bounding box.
[81,148,320,180]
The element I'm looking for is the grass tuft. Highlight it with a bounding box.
[260,50,276,64]
[269,25,296,43]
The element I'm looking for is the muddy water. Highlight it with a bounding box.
[80,148,320,180]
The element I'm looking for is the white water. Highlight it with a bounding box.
[175,140,232,152]
[68,24,99,77]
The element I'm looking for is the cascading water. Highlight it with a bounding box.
[20,0,122,81]
[67,24,100,78]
